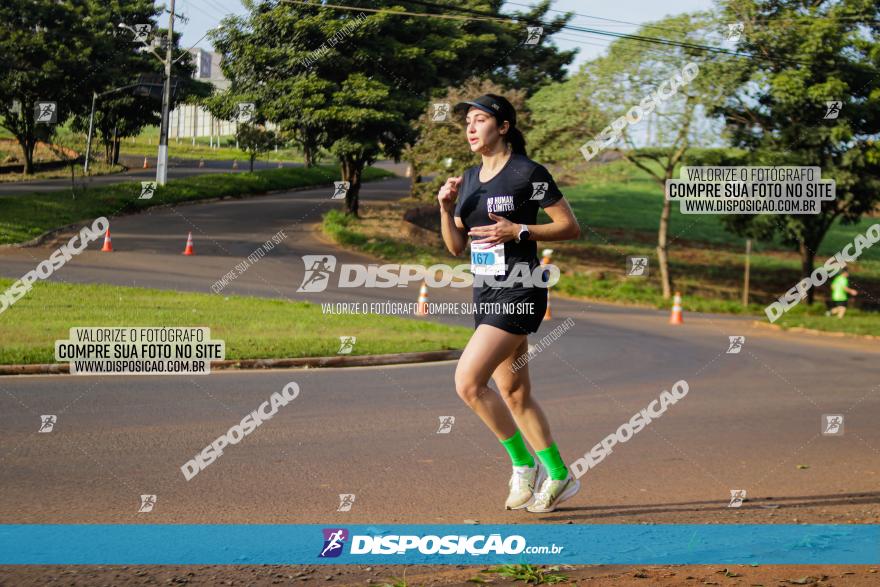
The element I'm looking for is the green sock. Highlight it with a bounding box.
[499,430,535,467]
[536,442,568,480]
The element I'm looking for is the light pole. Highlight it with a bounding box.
[113,20,223,185]
[115,20,221,184]
[156,0,176,186]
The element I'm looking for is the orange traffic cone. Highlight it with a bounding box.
[669,291,683,325]
[142,156,149,169]
[541,248,554,320]
[416,281,429,315]
[231,160,238,170]
[101,230,113,252]
[198,158,205,168]
[182,232,194,256]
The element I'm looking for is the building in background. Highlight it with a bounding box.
[169,49,276,143]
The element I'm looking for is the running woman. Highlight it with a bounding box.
[437,94,582,512]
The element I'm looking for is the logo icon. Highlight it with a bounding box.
[821,414,844,436]
[35,102,57,124]
[331,181,349,200]
[338,336,356,355]
[824,100,842,120]
[431,103,450,122]
[38,415,57,433]
[626,256,649,277]
[140,181,156,200]
[237,102,255,123]
[319,528,348,558]
[726,336,745,354]
[437,416,455,434]
[297,255,337,292]
[337,493,356,512]
[530,182,548,200]
[132,24,152,42]
[726,22,744,42]
[138,494,157,513]
[728,489,746,508]
[525,26,543,45]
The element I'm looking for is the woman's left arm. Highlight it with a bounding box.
[469,199,580,244]
[524,199,580,241]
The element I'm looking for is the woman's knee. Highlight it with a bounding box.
[499,380,531,412]
[454,370,484,406]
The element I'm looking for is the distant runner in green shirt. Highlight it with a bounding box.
[827,269,858,318]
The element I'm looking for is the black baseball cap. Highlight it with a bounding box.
[453,94,516,127]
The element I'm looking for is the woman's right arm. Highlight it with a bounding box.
[438,176,467,256]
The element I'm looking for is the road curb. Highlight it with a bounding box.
[750,320,879,341]
[0,349,462,376]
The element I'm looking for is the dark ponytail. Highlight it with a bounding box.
[505,126,527,157]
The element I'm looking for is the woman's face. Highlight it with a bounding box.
[465,107,508,154]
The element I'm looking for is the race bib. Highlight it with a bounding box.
[470,242,506,276]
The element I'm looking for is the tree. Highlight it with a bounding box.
[236,124,280,171]
[211,0,576,216]
[715,0,880,304]
[576,12,743,298]
[526,76,604,170]
[0,0,159,174]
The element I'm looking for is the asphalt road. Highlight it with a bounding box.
[1,174,878,529]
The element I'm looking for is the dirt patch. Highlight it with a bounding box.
[1,563,877,586]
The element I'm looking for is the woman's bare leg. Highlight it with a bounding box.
[492,337,555,451]
[454,324,527,440]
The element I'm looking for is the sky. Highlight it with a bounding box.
[174,0,716,73]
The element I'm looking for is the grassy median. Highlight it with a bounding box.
[0,279,471,365]
[0,165,395,245]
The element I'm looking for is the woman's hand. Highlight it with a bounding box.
[469,212,517,245]
[438,176,462,213]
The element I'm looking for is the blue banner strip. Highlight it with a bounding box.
[0,524,877,565]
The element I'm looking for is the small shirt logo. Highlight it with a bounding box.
[487,195,514,213]
[530,182,548,200]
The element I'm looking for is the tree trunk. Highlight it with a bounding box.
[340,157,364,217]
[249,153,256,172]
[113,138,121,165]
[657,196,673,299]
[20,136,35,175]
[799,240,816,305]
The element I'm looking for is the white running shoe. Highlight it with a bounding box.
[526,472,580,513]
[505,463,546,510]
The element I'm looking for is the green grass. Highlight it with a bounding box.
[479,564,568,585]
[119,126,328,164]
[322,208,455,266]
[0,165,395,245]
[0,279,472,365]
[0,162,125,183]
[572,160,880,262]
